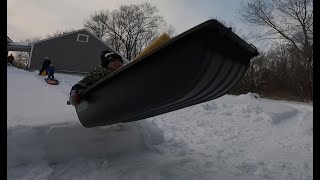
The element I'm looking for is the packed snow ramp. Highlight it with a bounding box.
[75,19,259,127]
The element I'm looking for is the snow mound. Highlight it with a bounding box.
[7,121,164,167]
[234,93,300,125]
[237,92,261,100]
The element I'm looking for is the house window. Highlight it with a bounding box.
[77,34,89,42]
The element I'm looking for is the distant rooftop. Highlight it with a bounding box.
[7,36,13,43]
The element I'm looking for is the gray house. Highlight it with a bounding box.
[28,29,126,73]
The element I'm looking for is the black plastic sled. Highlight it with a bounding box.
[75,19,259,128]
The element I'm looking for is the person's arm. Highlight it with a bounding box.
[76,67,109,89]
[69,67,109,106]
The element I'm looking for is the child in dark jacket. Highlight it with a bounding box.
[47,64,55,80]
[39,57,51,75]
[69,50,124,106]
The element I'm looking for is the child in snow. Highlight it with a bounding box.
[39,57,51,75]
[7,54,14,65]
[47,64,55,80]
[69,50,124,106]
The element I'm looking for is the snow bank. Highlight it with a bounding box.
[153,93,312,179]
[8,121,164,167]
[7,66,164,168]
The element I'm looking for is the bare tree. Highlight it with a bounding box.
[84,10,110,39]
[84,2,176,60]
[239,0,313,99]
[232,43,312,101]
[240,55,269,94]
[13,37,42,68]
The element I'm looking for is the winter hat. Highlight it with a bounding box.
[100,50,123,67]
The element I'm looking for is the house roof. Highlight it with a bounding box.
[7,43,31,52]
[7,36,13,43]
[31,29,86,45]
[31,28,109,48]
[7,36,31,52]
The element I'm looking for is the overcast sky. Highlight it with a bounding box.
[8,0,249,42]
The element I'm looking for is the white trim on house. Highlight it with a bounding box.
[76,34,89,42]
[28,44,35,68]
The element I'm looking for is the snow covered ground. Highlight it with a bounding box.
[7,66,313,180]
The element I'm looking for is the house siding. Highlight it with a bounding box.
[30,30,114,72]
